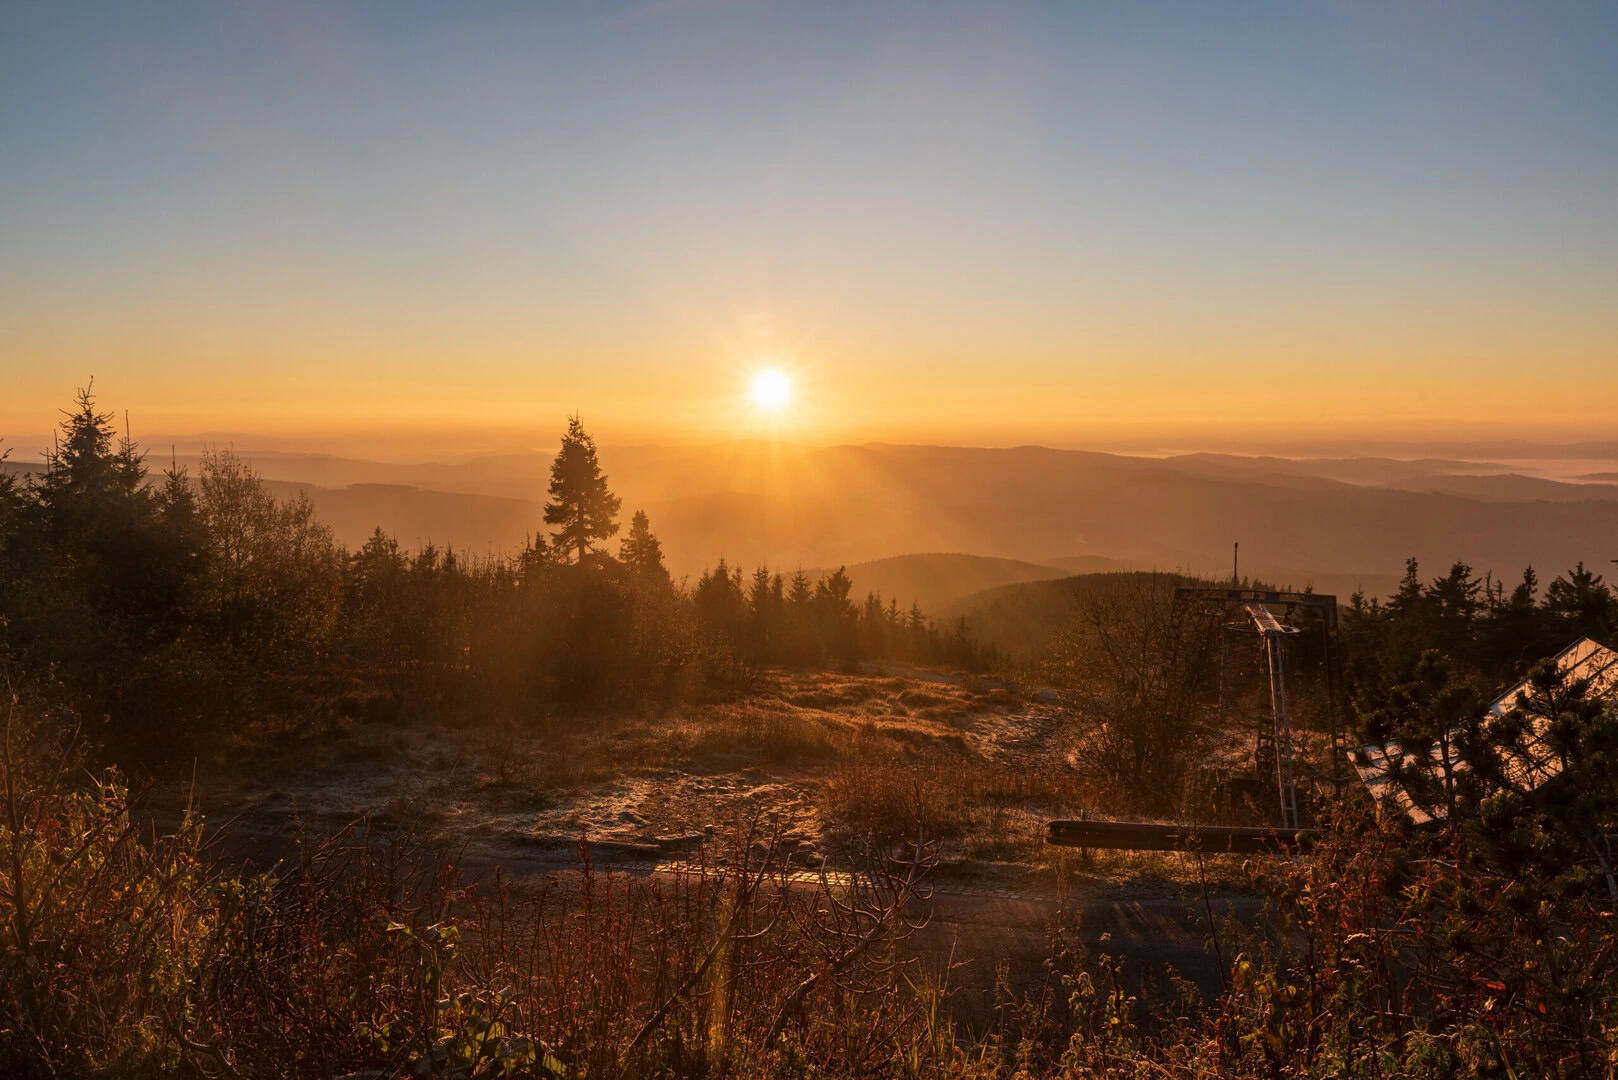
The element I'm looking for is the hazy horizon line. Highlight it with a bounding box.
[5,425,1618,470]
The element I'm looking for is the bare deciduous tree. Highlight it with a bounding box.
[1045,572,1223,813]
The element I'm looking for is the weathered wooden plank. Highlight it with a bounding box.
[1046,819,1317,853]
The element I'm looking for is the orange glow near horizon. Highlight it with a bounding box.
[2,4,1616,455]
[4,341,1618,458]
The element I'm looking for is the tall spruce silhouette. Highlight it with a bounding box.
[544,415,621,563]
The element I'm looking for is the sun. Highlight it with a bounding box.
[749,368,793,412]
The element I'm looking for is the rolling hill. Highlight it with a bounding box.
[630,444,1618,590]
[1383,474,1618,502]
[942,564,1410,663]
[9,442,1618,608]
[936,572,1180,663]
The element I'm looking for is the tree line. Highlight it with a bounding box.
[693,558,992,672]
[1345,555,1616,694]
[0,389,992,761]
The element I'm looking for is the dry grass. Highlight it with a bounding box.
[192,666,1165,877]
[818,740,1088,863]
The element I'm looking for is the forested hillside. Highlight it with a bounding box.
[0,391,994,763]
[10,441,1616,594]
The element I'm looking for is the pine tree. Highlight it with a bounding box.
[860,591,888,657]
[1511,565,1539,608]
[1387,557,1425,618]
[1373,651,1618,904]
[618,509,668,582]
[787,569,813,609]
[1364,651,1483,826]
[782,569,815,664]
[350,527,406,601]
[694,558,747,650]
[12,388,206,741]
[151,453,208,625]
[32,384,149,550]
[1428,561,1482,656]
[814,567,857,659]
[0,445,19,576]
[28,385,192,630]
[544,415,621,564]
[1545,562,1615,641]
[1479,566,1548,675]
[516,531,554,579]
[742,565,785,661]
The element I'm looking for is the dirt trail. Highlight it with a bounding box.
[452,839,1254,1025]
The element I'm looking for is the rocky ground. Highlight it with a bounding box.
[162,666,1260,1022]
[184,668,1076,865]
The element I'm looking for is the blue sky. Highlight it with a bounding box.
[3,1,1615,445]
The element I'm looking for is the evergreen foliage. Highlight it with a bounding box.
[1346,555,1618,693]
[618,509,668,582]
[2,387,205,729]
[689,558,996,671]
[544,415,621,563]
[0,391,994,760]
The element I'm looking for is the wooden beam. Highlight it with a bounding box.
[1046,819,1317,853]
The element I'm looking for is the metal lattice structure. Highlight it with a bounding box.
[1174,587,1347,829]
[1044,584,1348,852]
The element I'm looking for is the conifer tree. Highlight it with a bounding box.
[157,457,202,540]
[747,564,782,659]
[0,445,22,581]
[516,531,554,579]
[814,567,857,659]
[860,591,888,657]
[151,454,209,625]
[544,416,621,563]
[28,385,196,631]
[1479,566,1548,673]
[32,384,149,551]
[618,509,668,582]
[1511,565,1539,607]
[11,387,206,738]
[694,558,747,649]
[350,527,406,600]
[1371,651,1618,904]
[1428,561,1483,656]
[786,569,813,609]
[1545,562,1615,641]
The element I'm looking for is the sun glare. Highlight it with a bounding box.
[750,368,793,412]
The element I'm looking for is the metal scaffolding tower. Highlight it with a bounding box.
[1246,603,1301,830]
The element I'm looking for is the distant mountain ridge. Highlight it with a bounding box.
[7,444,1617,609]
[1384,474,1618,502]
[263,481,543,558]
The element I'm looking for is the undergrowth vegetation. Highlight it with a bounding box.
[5,389,1618,1077]
[7,680,1617,1078]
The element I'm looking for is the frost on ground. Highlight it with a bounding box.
[183,667,1089,877]
[162,667,1260,1010]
